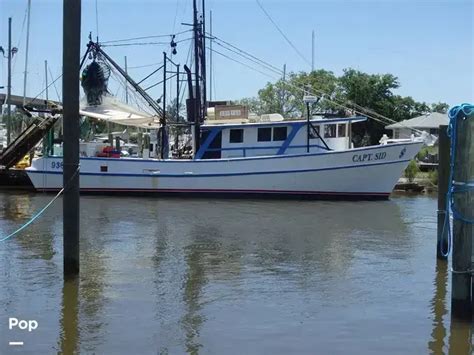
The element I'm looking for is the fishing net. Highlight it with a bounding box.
[81,60,111,106]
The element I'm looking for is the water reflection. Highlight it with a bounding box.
[4,192,474,353]
[58,278,79,355]
[429,260,449,354]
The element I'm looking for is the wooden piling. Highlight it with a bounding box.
[62,0,81,277]
[437,125,449,260]
[451,111,474,320]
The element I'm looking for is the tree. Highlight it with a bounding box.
[431,102,450,114]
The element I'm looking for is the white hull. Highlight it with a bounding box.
[26,142,423,199]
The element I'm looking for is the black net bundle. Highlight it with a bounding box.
[81,60,111,106]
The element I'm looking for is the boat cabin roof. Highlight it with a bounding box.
[202,116,367,129]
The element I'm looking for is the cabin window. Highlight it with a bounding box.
[394,130,400,139]
[337,124,346,137]
[229,129,244,143]
[310,125,320,138]
[257,128,272,142]
[324,124,336,138]
[273,126,287,141]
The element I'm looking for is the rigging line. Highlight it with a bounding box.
[172,0,181,33]
[255,0,311,67]
[100,29,192,44]
[212,40,283,76]
[48,67,61,102]
[10,3,29,76]
[128,61,164,70]
[207,33,283,74]
[209,47,279,79]
[143,73,178,92]
[107,65,155,115]
[178,41,194,102]
[25,73,62,107]
[101,42,169,47]
[95,0,100,40]
[137,64,165,85]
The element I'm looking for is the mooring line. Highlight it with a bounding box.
[0,188,64,242]
[439,103,474,257]
[0,167,79,243]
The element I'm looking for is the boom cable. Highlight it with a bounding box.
[255,0,311,67]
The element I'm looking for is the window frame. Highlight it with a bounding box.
[229,128,244,143]
[272,126,288,141]
[257,127,272,142]
[324,124,337,138]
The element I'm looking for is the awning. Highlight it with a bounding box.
[80,95,161,128]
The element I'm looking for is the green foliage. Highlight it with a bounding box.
[431,102,450,114]
[428,170,438,186]
[416,145,438,160]
[238,68,449,145]
[404,160,419,182]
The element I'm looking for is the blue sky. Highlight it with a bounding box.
[0,0,472,110]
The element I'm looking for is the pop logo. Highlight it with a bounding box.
[9,318,38,332]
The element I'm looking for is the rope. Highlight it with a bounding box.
[0,167,79,243]
[439,103,474,257]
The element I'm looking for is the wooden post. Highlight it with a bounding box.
[62,0,81,277]
[451,111,474,320]
[437,125,449,260]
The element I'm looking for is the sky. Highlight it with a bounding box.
[0,0,473,111]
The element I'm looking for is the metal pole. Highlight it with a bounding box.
[162,51,167,159]
[124,56,129,104]
[451,112,474,320]
[62,0,81,278]
[7,17,12,146]
[280,64,286,114]
[311,30,315,72]
[175,64,180,149]
[306,102,310,153]
[22,0,32,106]
[176,64,180,120]
[209,10,213,101]
[201,0,207,118]
[45,60,54,156]
[193,0,201,155]
[437,125,449,260]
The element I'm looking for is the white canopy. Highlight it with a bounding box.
[79,95,162,128]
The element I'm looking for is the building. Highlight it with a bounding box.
[385,112,449,139]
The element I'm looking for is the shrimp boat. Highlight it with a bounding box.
[25,4,426,200]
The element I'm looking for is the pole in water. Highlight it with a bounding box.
[450,108,474,320]
[62,0,81,277]
[437,125,449,260]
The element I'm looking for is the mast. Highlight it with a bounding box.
[201,0,207,117]
[22,0,32,106]
[311,30,315,72]
[209,10,213,101]
[7,17,12,145]
[192,0,202,154]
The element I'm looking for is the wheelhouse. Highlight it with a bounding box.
[196,116,367,159]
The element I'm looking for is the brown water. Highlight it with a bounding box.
[0,192,472,354]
